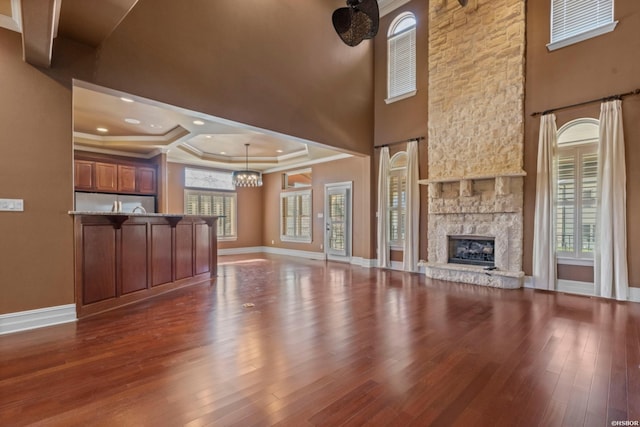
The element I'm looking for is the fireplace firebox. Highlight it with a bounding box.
[448,236,495,267]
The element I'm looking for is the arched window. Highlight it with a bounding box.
[556,118,599,261]
[388,152,408,247]
[386,12,416,103]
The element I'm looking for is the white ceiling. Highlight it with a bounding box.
[72,82,351,172]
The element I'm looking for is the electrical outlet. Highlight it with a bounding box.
[0,198,24,211]
[271,240,275,245]
[320,244,323,250]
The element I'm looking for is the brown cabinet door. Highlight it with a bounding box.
[137,166,157,194]
[74,160,94,190]
[118,165,137,193]
[95,162,118,192]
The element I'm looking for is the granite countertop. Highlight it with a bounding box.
[68,211,220,218]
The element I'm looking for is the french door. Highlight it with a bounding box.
[325,182,352,262]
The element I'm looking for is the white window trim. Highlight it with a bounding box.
[557,256,594,267]
[547,21,618,51]
[280,189,312,243]
[386,12,417,102]
[184,189,237,241]
[555,118,599,263]
[385,90,418,105]
[388,152,407,249]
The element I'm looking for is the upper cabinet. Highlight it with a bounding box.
[74,160,94,190]
[95,162,118,192]
[137,167,157,194]
[74,158,157,195]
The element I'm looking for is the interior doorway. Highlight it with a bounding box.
[324,182,352,262]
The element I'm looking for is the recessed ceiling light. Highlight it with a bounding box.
[149,124,163,129]
[220,151,226,155]
[276,149,283,153]
[124,118,141,124]
[96,127,108,133]
[120,97,134,103]
[205,135,212,139]
[193,120,205,126]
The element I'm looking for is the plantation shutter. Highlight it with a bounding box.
[551,0,614,43]
[388,174,406,243]
[580,152,598,255]
[556,152,576,254]
[388,29,416,99]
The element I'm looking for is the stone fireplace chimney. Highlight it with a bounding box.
[420,0,526,288]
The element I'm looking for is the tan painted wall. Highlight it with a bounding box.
[166,162,263,249]
[524,1,640,288]
[0,30,76,314]
[373,0,429,262]
[262,156,373,260]
[92,0,374,157]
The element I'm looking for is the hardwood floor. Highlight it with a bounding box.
[1,254,639,426]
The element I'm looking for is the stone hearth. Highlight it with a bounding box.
[419,174,525,289]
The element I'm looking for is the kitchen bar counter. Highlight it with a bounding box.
[71,212,218,317]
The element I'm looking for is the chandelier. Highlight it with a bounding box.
[232,143,262,187]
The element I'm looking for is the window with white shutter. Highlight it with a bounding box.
[555,118,599,261]
[184,190,237,240]
[386,12,416,103]
[280,190,312,243]
[388,152,408,248]
[548,0,617,51]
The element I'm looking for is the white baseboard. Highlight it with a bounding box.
[0,304,76,335]
[557,279,594,296]
[260,246,326,261]
[629,287,640,303]
[351,257,377,268]
[218,246,264,255]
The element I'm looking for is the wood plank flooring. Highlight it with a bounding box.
[1,254,639,426]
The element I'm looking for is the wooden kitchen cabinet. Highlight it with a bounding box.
[95,162,118,192]
[74,160,94,190]
[74,158,157,195]
[137,167,156,194]
[118,165,137,193]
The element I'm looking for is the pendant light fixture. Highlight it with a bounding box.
[232,143,262,187]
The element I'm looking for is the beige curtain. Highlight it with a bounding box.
[403,140,419,272]
[595,100,629,300]
[377,147,390,268]
[532,114,557,290]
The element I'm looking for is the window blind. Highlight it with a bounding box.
[388,29,416,99]
[551,0,614,43]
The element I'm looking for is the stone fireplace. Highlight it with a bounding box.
[419,174,525,288]
[422,0,526,288]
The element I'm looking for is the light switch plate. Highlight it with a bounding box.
[0,198,24,211]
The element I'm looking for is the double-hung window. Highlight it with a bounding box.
[555,119,599,262]
[184,168,237,240]
[386,12,416,103]
[548,0,617,51]
[388,152,407,248]
[281,190,312,243]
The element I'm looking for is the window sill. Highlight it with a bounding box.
[218,236,237,242]
[280,236,312,244]
[385,90,417,104]
[557,257,593,267]
[547,21,618,52]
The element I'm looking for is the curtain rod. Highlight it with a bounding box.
[374,136,425,149]
[531,88,640,117]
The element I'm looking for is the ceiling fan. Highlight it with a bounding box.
[332,0,379,47]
